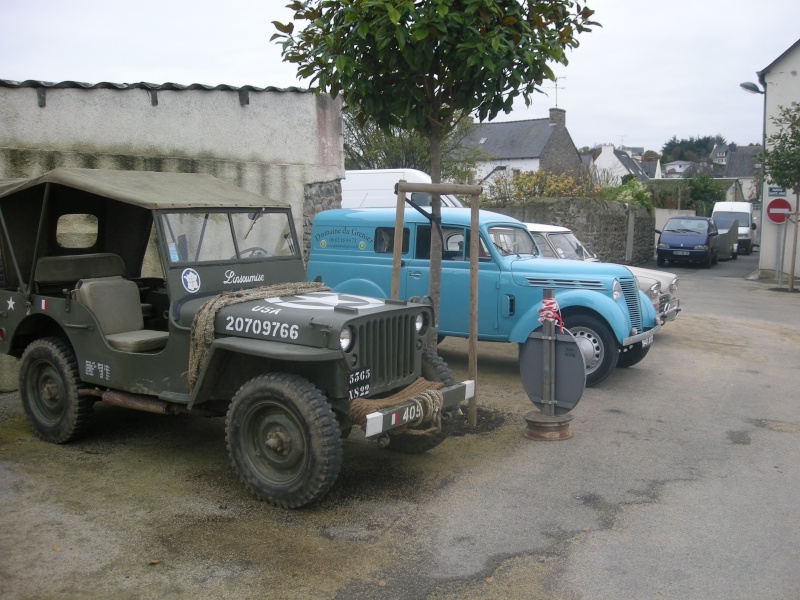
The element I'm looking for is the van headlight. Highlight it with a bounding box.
[670,277,679,292]
[658,242,670,249]
[339,326,354,352]
[612,279,622,302]
[648,282,661,299]
[694,244,708,250]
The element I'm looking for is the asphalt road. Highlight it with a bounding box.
[1,250,799,599]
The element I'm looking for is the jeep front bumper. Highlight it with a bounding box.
[363,380,475,438]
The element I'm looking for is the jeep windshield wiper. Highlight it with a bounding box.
[244,208,265,240]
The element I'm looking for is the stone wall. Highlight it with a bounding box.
[0,81,345,391]
[489,197,655,265]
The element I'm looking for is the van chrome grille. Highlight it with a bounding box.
[525,277,605,290]
[620,278,642,331]
[356,314,417,390]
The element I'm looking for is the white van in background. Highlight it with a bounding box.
[711,201,758,255]
[341,168,464,208]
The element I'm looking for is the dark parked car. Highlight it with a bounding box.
[656,216,720,268]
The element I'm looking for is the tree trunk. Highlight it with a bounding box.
[428,132,443,350]
[789,190,799,292]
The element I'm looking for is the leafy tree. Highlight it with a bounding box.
[686,173,725,215]
[660,135,726,162]
[600,178,653,212]
[343,110,479,183]
[274,0,598,332]
[642,149,660,162]
[762,104,800,290]
[482,169,597,206]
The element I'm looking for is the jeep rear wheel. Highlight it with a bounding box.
[563,315,619,387]
[386,349,458,455]
[19,338,92,443]
[225,373,342,508]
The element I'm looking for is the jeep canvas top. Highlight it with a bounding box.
[0,168,473,508]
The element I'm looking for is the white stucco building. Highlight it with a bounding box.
[747,39,800,281]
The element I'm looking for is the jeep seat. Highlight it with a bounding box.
[75,277,169,353]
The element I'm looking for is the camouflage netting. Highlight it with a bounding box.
[187,281,329,390]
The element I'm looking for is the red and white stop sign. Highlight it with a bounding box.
[767,198,792,224]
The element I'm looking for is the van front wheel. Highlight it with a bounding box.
[563,315,619,387]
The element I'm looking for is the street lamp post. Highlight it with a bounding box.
[740,80,777,279]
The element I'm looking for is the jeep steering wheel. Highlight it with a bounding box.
[235,246,271,258]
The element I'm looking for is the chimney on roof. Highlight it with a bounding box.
[549,107,566,127]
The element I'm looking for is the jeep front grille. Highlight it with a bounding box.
[620,278,643,331]
[355,314,417,390]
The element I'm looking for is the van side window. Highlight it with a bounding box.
[374,227,409,254]
[416,225,481,260]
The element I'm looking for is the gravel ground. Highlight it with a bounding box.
[2,254,799,599]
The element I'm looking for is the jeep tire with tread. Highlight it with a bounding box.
[19,338,93,443]
[225,373,343,509]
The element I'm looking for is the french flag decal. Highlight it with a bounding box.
[391,413,398,426]
[41,299,48,310]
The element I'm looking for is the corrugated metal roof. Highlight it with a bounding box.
[0,79,309,93]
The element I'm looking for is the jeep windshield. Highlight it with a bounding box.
[161,209,297,264]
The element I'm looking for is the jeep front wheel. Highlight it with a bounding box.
[563,315,619,387]
[386,349,458,455]
[19,338,92,443]
[225,373,342,508]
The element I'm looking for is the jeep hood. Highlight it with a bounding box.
[185,291,420,350]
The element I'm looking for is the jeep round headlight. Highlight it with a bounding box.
[415,313,427,334]
[339,326,354,352]
[648,282,661,299]
[612,279,622,302]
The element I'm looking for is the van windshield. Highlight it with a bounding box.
[714,211,749,225]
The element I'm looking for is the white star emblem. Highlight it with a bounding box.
[264,292,385,310]
[6,297,14,311]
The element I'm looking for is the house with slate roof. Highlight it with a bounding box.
[711,144,762,200]
[592,144,649,185]
[462,108,582,181]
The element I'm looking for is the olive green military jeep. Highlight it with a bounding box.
[0,168,472,508]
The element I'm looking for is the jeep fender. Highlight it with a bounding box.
[331,278,388,299]
[187,337,344,409]
[507,289,631,344]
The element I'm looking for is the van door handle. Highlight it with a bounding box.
[409,271,421,278]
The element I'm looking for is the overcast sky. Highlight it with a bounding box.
[2,0,798,154]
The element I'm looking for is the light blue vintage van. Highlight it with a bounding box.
[308,208,660,386]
